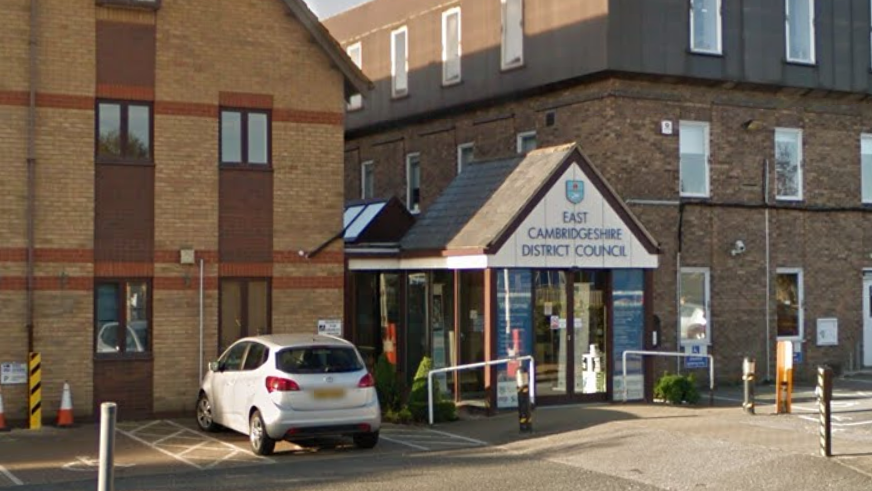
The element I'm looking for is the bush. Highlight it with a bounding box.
[654,372,701,405]
[406,357,457,423]
[374,354,401,412]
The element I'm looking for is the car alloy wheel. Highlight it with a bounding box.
[196,394,218,432]
[249,410,276,456]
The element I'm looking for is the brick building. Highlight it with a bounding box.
[327,0,872,405]
[0,0,368,421]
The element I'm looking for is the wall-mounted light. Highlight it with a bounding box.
[731,240,747,256]
[742,119,763,131]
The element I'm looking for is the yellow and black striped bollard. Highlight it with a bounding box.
[29,352,41,430]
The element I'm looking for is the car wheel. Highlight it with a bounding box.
[249,410,276,456]
[353,431,379,449]
[196,393,218,432]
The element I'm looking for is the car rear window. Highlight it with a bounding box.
[276,346,364,374]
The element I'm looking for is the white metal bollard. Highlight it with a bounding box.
[98,402,117,491]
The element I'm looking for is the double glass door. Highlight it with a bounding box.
[533,270,607,399]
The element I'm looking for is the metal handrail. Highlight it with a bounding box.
[621,350,715,403]
[427,356,536,426]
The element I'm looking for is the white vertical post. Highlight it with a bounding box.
[98,402,117,491]
[427,372,434,426]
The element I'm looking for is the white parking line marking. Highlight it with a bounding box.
[425,429,489,446]
[176,441,211,457]
[0,465,23,486]
[379,435,430,451]
[118,427,205,470]
[152,430,189,446]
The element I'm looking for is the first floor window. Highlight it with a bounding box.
[361,161,374,199]
[775,128,803,200]
[776,269,803,339]
[690,0,722,54]
[679,268,710,345]
[442,7,462,84]
[220,279,270,353]
[457,143,474,174]
[391,26,409,97]
[517,131,537,154]
[501,0,524,69]
[406,153,421,213]
[97,101,152,162]
[679,121,710,197]
[95,280,150,354]
[221,109,270,166]
[347,42,363,110]
[862,134,872,203]
[786,0,815,63]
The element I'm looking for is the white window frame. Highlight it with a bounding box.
[501,0,524,70]
[679,267,711,346]
[785,0,816,64]
[776,268,804,341]
[689,0,722,55]
[774,128,803,201]
[442,7,462,86]
[457,142,474,174]
[679,121,711,198]
[360,160,374,200]
[346,42,363,111]
[862,134,872,204]
[406,153,421,214]
[516,131,536,154]
[391,26,409,98]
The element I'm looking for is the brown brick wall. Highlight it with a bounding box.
[95,165,155,262]
[219,170,273,263]
[346,77,872,382]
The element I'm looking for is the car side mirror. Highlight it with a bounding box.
[208,361,220,372]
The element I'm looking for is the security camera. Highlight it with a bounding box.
[731,240,746,256]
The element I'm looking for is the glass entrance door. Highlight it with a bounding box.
[533,269,608,400]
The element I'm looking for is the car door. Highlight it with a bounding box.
[212,342,249,432]
[233,342,269,425]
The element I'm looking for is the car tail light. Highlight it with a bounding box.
[358,423,371,432]
[266,376,300,393]
[358,373,375,388]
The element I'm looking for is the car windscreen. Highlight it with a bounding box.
[276,346,364,374]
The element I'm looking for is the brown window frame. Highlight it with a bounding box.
[96,0,162,10]
[94,279,153,359]
[219,108,272,168]
[218,278,272,354]
[95,100,154,164]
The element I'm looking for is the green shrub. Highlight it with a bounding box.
[406,357,457,422]
[654,372,701,405]
[374,354,401,412]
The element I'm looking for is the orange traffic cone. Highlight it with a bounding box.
[0,386,9,432]
[56,382,74,428]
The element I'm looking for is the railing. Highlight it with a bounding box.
[427,356,536,426]
[621,350,715,404]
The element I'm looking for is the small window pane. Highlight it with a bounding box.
[220,281,243,353]
[458,144,474,173]
[518,133,537,154]
[127,105,150,160]
[243,343,268,371]
[221,111,242,163]
[362,162,374,199]
[692,0,720,53]
[776,272,801,337]
[680,271,709,344]
[347,44,363,110]
[775,130,801,199]
[98,103,122,157]
[96,284,119,353]
[248,280,269,337]
[862,136,872,203]
[393,29,408,95]
[408,155,421,211]
[680,123,709,196]
[787,0,814,62]
[444,10,461,83]
[221,342,249,372]
[126,282,148,352]
[248,113,268,164]
[502,0,524,67]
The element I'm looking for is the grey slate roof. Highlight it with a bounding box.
[400,144,574,252]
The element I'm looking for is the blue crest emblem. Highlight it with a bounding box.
[566,180,584,204]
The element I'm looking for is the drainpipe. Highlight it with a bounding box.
[764,158,772,382]
[26,0,38,354]
[676,203,685,373]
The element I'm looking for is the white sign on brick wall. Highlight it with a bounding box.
[1,362,27,385]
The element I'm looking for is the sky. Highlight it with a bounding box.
[303,0,372,19]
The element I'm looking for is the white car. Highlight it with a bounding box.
[196,334,381,455]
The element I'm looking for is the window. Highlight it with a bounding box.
[776,269,803,339]
[442,8,462,85]
[242,342,269,371]
[690,0,722,54]
[220,109,270,166]
[786,0,815,63]
[679,268,710,345]
[862,135,872,204]
[457,143,474,174]
[220,279,270,353]
[391,26,409,98]
[406,153,421,213]
[347,42,363,111]
[517,131,537,154]
[218,342,249,371]
[276,346,364,374]
[96,101,152,162]
[95,280,150,355]
[774,128,803,200]
[501,0,524,69]
[679,121,710,198]
[361,161,374,199]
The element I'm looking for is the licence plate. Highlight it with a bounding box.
[313,388,345,399]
